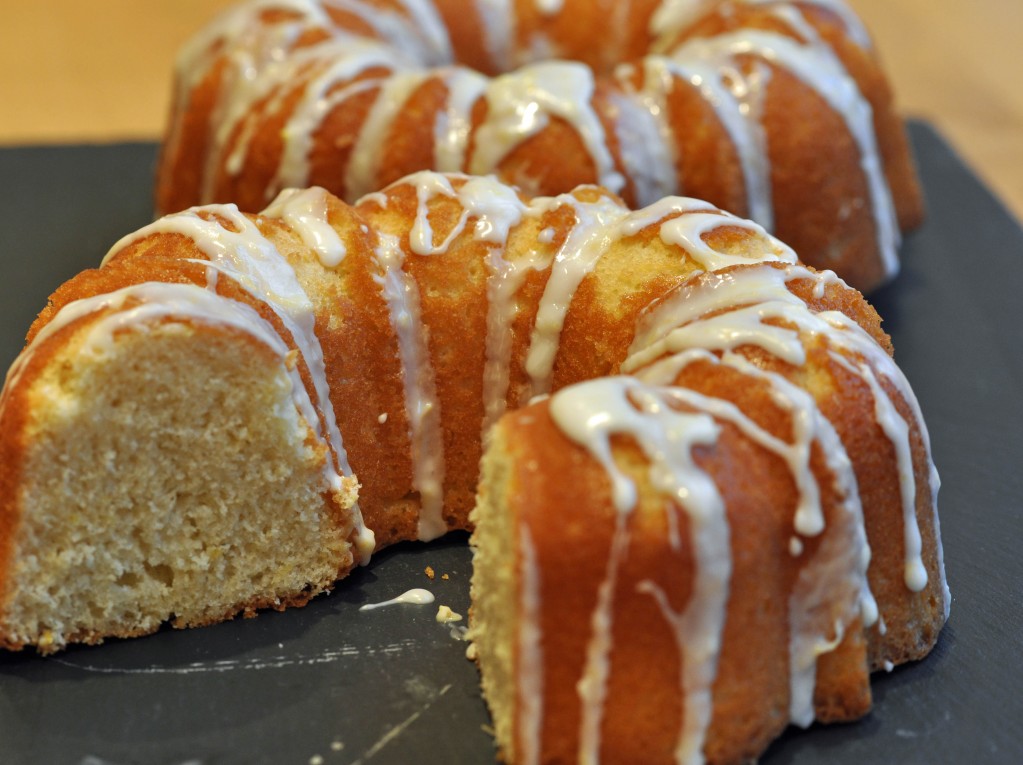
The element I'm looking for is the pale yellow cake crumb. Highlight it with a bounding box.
[436,605,463,623]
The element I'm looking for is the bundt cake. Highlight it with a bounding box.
[156,0,925,292]
[469,261,949,764]
[0,173,946,764]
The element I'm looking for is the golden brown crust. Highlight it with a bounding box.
[486,383,870,764]
[471,257,943,764]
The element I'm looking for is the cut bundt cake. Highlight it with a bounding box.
[0,173,797,650]
[469,261,949,765]
[157,0,924,292]
[0,173,946,764]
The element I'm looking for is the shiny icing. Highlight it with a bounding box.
[367,174,537,533]
[433,67,489,172]
[534,260,942,757]
[522,192,793,401]
[470,61,626,196]
[637,347,876,725]
[369,227,448,541]
[523,193,629,398]
[345,71,430,200]
[608,87,678,206]
[263,186,348,267]
[550,377,730,765]
[662,21,900,276]
[474,0,516,72]
[271,40,406,196]
[630,53,776,231]
[358,587,436,611]
[619,195,797,270]
[623,263,938,595]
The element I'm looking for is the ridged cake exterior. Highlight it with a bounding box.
[156,0,925,292]
[470,261,948,765]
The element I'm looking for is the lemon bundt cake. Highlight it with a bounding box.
[0,173,946,763]
[469,262,948,764]
[156,0,924,292]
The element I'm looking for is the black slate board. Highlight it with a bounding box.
[0,122,1021,765]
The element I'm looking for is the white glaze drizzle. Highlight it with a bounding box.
[613,59,682,202]
[176,0,451,205]
[358,587,436,611]
[482,240,549,435]
[103,204,376,558]
[270,40,406,195]
[473,0,517,72]
[654,51,775,227]
[414,178,551,436]
[636,346,876,725]
[378,171,539,443]
[523,193,629,399]
[626,265,811,372]
[369,226,447,541]
[641,349,823,534]
[732,355,874,726]
[534,0,565,15]
[812,318,938,598]
[263,186,348,267]
[408,173,472,256]
[344,71,430,199]
[173,0,329,91]
[549,377,729,765]
[166,0,328,193]
[624,263,936,595]
[743,0,874,50]
[331,0,452,66]
[433,67,490,172]
[648,0,713,41]
[619,195,796,270]
[194,6,335,204]
[470,61,626,196]
[203,57,286,204]
[404,172,527,256]
[835,355,927,592]
[666,23,900,276]
[522,192,793,406]
[650,0,872,55]
[608,90,678,205]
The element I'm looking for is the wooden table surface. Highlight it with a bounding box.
[2,0,1021,222]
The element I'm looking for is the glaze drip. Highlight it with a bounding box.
[550,377,730,765]
[625,263,937,595]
